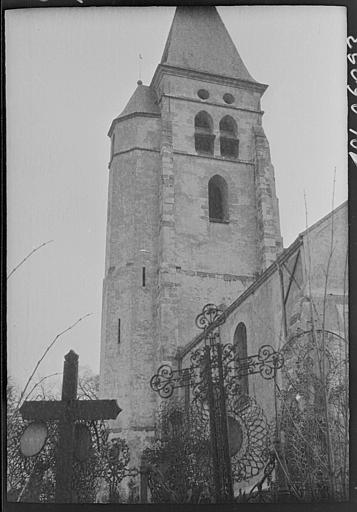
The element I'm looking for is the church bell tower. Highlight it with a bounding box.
[99,6,282,467]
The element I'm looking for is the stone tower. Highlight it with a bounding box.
[99,6,282,467]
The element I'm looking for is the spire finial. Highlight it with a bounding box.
[138,53,143,82]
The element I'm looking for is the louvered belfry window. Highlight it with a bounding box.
[219,115,239,159]
[194,111,215,155]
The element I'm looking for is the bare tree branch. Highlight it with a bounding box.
[7,240,54,280]
[13,313,93,416]
[16,460,39,502]
[23,372,62,403]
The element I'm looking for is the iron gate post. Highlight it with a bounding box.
[216,342,234,501]
[140,465,148,503]
[205,345,222,502]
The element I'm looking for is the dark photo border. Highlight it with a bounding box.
[1,1,356,511]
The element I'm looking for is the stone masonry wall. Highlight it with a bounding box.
[100,115,162,457]
[254,126,283,270]
[153,70,282,356]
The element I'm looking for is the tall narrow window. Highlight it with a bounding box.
[234,322,248,396]
[219,115,239,159]
[117,318,121,344]
[142,267,146,287]
[194,111,214,155]
[111,133,115,158]
[208,175,228,222]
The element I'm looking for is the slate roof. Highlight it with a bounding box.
[117,82,160,120]
[161,6,256,82]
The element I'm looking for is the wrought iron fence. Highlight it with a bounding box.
[149,303,284,503]
[148,304,348,503]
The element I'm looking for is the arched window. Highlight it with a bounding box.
[219,115,239,159]
[234,322,248,396]
[194,111,214,155]
[208,175,228,222]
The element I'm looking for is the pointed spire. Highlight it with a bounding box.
[117,82,159,120]
[108,82,160,135]
[161,7,256,82]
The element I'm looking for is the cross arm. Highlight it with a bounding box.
[73,400,121,420]
[20,399,121,421]
[20,401,66,421]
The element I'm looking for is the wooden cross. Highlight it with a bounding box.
[20,350,121,503]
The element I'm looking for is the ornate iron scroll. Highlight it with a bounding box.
[150,366,192,399]
[222,343,284,381]
[227,396,271,483]
[195,303,224,330]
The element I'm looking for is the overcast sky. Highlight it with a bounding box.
[6,6,347,391]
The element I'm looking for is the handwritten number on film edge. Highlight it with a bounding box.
[348,36,357,166]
